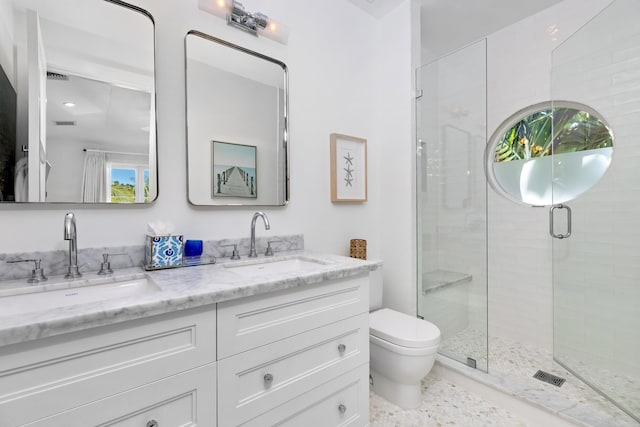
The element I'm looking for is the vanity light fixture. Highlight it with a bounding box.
[63,102,76,107]
[197,0,289,44]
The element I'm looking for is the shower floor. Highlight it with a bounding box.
[439,328,639,426]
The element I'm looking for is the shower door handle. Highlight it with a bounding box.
[549,204,572,239]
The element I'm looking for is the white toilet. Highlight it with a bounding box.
[369,268,441,409]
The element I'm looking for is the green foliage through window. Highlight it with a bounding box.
[110,167,149,203]
[111,181,136,203]
[494,107,613,163]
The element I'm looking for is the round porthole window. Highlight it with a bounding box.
[485,101,614,206]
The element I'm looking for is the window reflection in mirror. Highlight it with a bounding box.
[486,102,614,206]
[185,31,289,206]
[0,0,157,204]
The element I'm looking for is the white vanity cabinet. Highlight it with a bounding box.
[0,268,373,427]
[0,305,217,427]
[217,274,370,426]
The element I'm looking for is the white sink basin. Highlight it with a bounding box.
[0,276,160,316]
[224,256,329,277]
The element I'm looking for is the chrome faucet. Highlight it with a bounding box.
[63,212,82,278]
[249,211,270,257]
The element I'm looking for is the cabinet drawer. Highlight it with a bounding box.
[242,363,370,427]
[0,305,216,427]
[218,313,368,426]
[24,362,217,427]
[217,274,368,358]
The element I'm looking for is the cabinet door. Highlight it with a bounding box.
[218,274,369,358]
[24,363,216,427]
[242,363,369,427]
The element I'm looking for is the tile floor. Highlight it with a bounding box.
[370,374,531,427]
[370,329,640,427]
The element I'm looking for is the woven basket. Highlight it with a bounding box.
[350,239,367,260]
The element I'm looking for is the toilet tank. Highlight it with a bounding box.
[369,267,383,311]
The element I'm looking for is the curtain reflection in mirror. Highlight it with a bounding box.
[81,151,106,202]
[14,157,28,202]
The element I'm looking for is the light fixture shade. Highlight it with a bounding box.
[258,17,289,44]
[197,0,289,44]
[197,0,232,20]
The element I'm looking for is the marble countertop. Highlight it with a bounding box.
[0,251,381,347]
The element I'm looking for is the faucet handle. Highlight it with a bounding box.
[7,258,48,283]
[221,244,241,260]
[265,240,282,256]
[98,253,127,275]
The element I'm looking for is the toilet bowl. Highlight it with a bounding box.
[369,308,440,408]
[368,269,441,409]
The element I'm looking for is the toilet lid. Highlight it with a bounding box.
[370,308,440,348]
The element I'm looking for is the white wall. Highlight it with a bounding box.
[0,0,418,314]
[44,137,84,202]
[376,0,419,314]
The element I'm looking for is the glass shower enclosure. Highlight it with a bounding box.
[551,0,640,421]
[417,0,640,421]
[416,39,488,372]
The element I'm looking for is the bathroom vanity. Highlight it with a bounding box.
[0,252,378,426]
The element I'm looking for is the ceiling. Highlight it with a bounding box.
[347,0,406,18]
[47,74,151,150]
[8,1,155,153]
[348,0,565,59]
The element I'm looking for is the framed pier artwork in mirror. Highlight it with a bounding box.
[212,141,257,198]
[330,133,367,202]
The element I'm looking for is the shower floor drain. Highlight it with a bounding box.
[533,370,566,387]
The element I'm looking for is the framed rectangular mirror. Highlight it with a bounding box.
[185,30,289,206]
[0,0,157,204]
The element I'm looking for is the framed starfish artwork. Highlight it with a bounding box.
[330,133,367,202]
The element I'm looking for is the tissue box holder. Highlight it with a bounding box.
[145,235,184,270]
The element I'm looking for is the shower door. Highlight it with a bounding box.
[416,40,488,371]
[551,0,640,421]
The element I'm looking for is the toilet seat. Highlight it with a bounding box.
[370,308,440,348]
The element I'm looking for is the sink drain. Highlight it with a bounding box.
[533,370,566,387]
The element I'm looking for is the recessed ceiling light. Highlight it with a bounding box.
[63,102,76,107]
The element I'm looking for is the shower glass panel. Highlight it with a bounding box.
[416,39,488,371]
[551,0,640,421]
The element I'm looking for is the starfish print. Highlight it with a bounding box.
[344,166,354,178]
[344,176,353,187]
[344,152,354,165]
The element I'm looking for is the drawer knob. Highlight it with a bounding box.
[146,420,159,427]
[338,343,346,353]
[338,404,347,414]
[264,373,274,385]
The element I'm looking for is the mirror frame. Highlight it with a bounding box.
[184,30,289,207]
[0,0,158,205]
[485,100,614,206]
